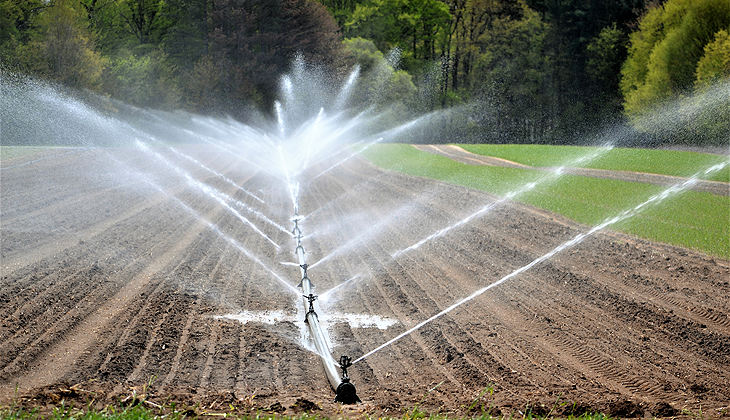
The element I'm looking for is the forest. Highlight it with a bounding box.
[1,0,729,144]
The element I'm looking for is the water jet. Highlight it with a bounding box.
[352,160,729,365]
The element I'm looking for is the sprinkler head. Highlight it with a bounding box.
[339,355,352,378]
[302,293,318,323]
[296,258,311,289]
[304,293,318,314]
[334,355,361,404]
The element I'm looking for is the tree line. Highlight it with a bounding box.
[2,0,728,144]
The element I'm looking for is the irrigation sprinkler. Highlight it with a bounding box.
[334,355,361,404]
[291,211,361,404]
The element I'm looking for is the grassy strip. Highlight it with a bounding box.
[1,404,175,420]
[0,404,617,420]
[360,144,729,258]
[0,146,52,161]
[0,146,93,162]
[459,144,729,183]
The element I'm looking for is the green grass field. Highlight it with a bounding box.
[0,146,51,161]
[359,144,730,259]
[459,144,730,183]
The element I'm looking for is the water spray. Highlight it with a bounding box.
[134,140,282,248]
[89,148,301,297]
[392,146,614,259]
[312,137,384,180]
[168,146,265,203]
[353,161,729,365]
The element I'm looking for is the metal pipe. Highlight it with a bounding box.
[293,217,342,391]
[301,277,342,389]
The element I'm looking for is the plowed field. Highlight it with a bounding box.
[1,146,728,418]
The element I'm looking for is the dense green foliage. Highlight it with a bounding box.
[360,144,730,258]
[1,0,344,118]
[621,0,730,107]
[620,0,730,144]
[1,0,728,142]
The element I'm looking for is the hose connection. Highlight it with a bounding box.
[334,355,361,404]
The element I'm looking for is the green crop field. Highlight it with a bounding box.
[459,144,730,183]
[359,144,730,259]
[0,146,51,161]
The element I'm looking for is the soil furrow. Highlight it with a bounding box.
[3,147,729,415]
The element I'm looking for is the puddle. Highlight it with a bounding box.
[217,310,295,324]
[325,313,398,330]
[219,310,398,330]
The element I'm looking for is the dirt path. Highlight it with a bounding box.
[413,144,730,196]
[1,146,728,418]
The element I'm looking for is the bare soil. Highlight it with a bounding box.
[1,146,728,418]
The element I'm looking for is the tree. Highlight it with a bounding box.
[103,47,180,107]
[0,0,42,45]
[202,0,343,114]
[342,36,417,110]
[469,4,551,142]
[523,0,647,137]
[345,0,450,70]
[342,36,385,73]
[317,0,360,27]
[695,29,730,87]
[40,0,107,89]
[118,0,172,45]
[446,0,525,93]
[586,23,628,117]
[0,0,47,68]
[163,0,210,69]
[620,0,730,144]
[621,0,730,117]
